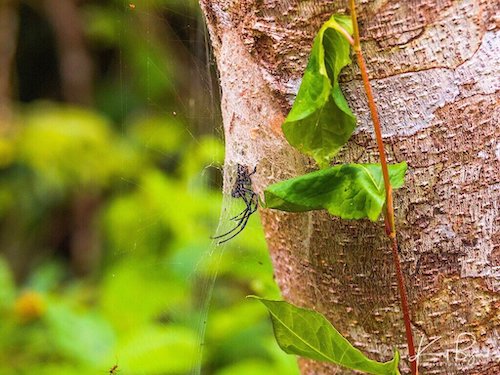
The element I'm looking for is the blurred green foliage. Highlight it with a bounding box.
[0,0,299,374]
[0,102,298,374]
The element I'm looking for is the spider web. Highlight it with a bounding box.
[113,2,277,375]
[189,190,246,375]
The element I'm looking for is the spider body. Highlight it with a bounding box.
[212,164,258,244]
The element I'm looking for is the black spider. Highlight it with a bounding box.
[212,164,258,244]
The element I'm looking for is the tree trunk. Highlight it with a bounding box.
[0,0,18,132]
[43,0,93,106]
[199,0,499,373]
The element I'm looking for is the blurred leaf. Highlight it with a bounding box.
[0,185,13,217]
[211,213,272,279]
[252,298,401,375]
[102,192,168,257]
[83,5,120,47]
[83,4,120,48]
[0,257,15,309]
[128,115,188,156]
[181,136,224,189]
[125,30,176,101]
[100,260,187,332]
[103,168,218,253]
[119,325,198,374]
[209,301,268,342]
[44,302,115,366]
[0,1,296,373]
[215,359,279,375]
[17,104,142,194]
[210,321,276,368]
[264,336,302,375]
[140,169,219,242]
[24,363,91,375]
[0,137,15,168]
[28,262,66,292]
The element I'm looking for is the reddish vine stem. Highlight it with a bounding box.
[348,1,417,374]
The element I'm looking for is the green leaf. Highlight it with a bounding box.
[263,162,407,221]
[250,298,400,375]
[283,15,356,167]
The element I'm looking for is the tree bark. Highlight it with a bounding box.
[199,0,499,373]
[0,0,18,133]
[43,0,93,106]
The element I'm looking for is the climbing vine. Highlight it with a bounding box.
[255,2,417,375]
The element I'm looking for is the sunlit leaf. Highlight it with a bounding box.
[118,325,199,374]
[100,260,187,332]
[215,359,285,375]
[0,257,15,309]
[263,162,407,221]
[128,115,188,155]
[17,104,142,193]
[282,15,355,167]
[251,298,400,375]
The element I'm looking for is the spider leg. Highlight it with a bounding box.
[247,192,258,212]
[210,166,258,243]
[249,200,258,214]
[230,209,248,221]
[240,187,256,195]
[216,209,252,244]
[229,193,255,221]
[216,194,257,243]
[211,207,250,240]
[229,196,256,222]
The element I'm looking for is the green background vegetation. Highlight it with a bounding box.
[0,0,299,374]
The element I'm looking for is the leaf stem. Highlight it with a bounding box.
[348,1,417,374]
[334,24,355,47]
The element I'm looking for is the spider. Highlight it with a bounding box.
[109,364,119,374]
[212,164,258,244]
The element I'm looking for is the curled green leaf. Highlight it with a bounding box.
[263,162,407,221]
[250,297,400,375]
[283,15,356,168]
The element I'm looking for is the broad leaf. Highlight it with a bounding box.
[263,162,407,221]
[251,298,400,375]
[283,15,356,167]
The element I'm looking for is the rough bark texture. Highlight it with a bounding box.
[199,0,499,373]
